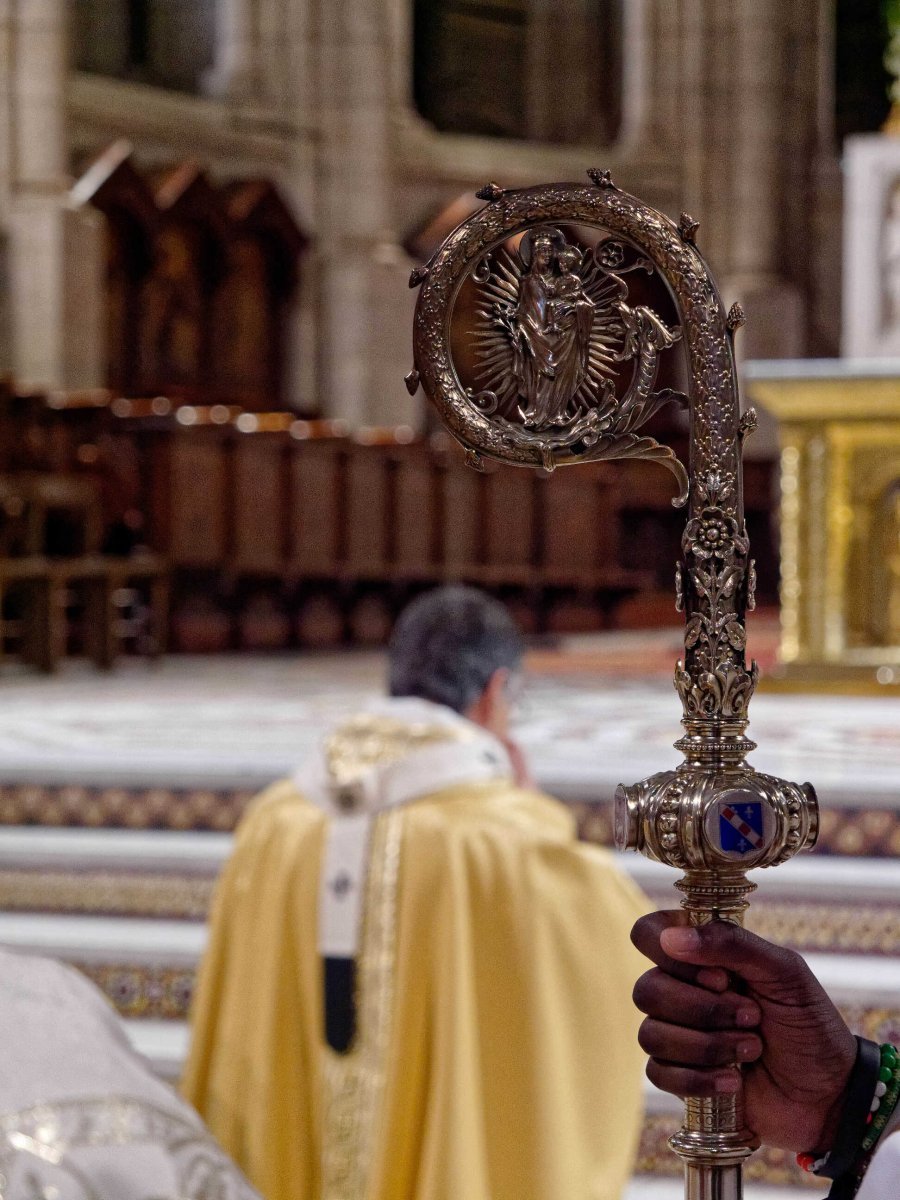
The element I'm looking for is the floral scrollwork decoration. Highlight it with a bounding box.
[675,563,684,613]
[676,471,757,720]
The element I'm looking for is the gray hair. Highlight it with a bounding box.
[388,586,523,713]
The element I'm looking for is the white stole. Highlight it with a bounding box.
[298,702,513,958]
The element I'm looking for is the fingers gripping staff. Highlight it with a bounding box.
[632,915,900,1199]
[406,174,820,1200]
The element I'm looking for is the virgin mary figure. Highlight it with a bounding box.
[513,232,559,426]
[542,244,595,424]
[513,234,594,428]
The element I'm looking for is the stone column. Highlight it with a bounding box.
[203,0,258,101]
[719,0,805,362]
[12,0,66,186]
[6,0,69,389]
[309,0,415,428]
[807,0,842,356]
[256,0,292,112]
[0,3,14,369]
[3,0,104,390]
[643,0,712,227]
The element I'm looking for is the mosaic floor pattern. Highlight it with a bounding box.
[0,635,899,814]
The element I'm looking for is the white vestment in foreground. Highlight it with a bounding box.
[0,947,258,1200]
[857,1130,900,1200]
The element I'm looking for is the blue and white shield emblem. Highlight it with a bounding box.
[718,801,765,855]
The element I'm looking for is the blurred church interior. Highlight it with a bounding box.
[2,1,900,1196]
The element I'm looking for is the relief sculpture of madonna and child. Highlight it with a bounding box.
[509,233,595,428]
[459,224,689,493]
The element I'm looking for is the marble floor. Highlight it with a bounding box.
[0,635,898,814]
[0,629,891,1197]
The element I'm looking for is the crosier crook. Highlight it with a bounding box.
[407,173,819,1200]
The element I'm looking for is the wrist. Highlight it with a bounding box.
[798,1040,900,1187]
[814,1032,863,1155]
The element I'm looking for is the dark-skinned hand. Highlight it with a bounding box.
[631,910,857,1154]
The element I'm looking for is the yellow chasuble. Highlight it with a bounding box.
[183,701,648,1200]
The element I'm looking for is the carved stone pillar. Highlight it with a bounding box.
[12,0,67,188]
[2,0,104,389]
[203,0,258,101]
[311,0,413,427]
[719,0,804,361]
[645,0,818,365]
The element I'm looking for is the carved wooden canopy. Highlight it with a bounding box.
[72,141,308,410]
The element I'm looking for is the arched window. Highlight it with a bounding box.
[413,0,623,145]
[72,0,215,94]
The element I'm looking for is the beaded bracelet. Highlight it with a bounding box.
[829,1048,900,1200]
[796,1042,900,1199]
[860,1044,900,1154]
[835,1051,900,1200]
[795,1038,884,1181]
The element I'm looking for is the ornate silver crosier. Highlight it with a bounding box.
[406,175,819,1200]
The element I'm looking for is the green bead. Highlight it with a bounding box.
[880,1066,893,1083]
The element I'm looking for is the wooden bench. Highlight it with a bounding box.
[0,553,168,672]
[0,472,168,671]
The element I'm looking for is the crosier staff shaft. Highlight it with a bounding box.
[407,172,820,1198]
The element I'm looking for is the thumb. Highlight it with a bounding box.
[660,921,806,991]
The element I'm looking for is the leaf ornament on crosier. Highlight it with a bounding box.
[676,471,757,719]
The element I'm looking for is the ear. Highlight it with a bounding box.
[482,668,509,709]
[466,668,509,732]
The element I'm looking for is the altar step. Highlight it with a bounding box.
[0,825,890,1196]
[0,826,899,957]
[2,901,895,1028]
[625,1183,818,1200]
[7,824,900,889]
[120,1021,825,1197]
[108,1023,823,1198]
[0,832,897,1050]
[1,651,900,861]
